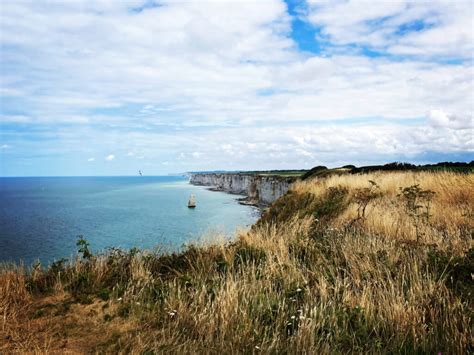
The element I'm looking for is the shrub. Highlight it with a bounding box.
[76,236,93,260]
[398,184,435,241]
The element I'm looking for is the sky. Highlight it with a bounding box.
[0,0,473,176]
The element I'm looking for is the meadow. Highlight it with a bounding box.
[1,171,472,353]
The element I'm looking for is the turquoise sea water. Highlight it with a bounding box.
[0,176,259,265]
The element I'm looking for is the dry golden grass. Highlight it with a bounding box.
[294,171,473,251]
[1,171,473,353]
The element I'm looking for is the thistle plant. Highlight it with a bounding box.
[398,184,435,242]
[353,180,380,220]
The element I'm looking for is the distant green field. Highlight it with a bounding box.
[236,170,308,178]
[256,171,307,177]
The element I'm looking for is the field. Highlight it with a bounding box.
[1,171,473,353]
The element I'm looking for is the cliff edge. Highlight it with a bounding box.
[189,173,295,205]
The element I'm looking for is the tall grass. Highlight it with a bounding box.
[1,171,472,353]
[291,171,473,250]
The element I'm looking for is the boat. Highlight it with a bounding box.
[139,170,142,176]
[188,194,196,208]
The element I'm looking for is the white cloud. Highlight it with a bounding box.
[87,157,95,162]
[306,0,473,59]
[1,144,11,149]
[130,118,470,171]
[105,154,115,161]
[0,0,472,175]
[427,109,472,129]
[2,1,470,128]
[296,148,313,157]
[221,144,234,154]
[268,56,473,123]
[0,0,292,122]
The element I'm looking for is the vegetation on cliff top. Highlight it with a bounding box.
[1,171,473,353]
[191,161,474,180]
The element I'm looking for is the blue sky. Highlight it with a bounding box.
[1,0,473,176]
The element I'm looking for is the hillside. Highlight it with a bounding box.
[1,170,473,353]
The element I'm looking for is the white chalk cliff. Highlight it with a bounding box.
[189,173,294,205]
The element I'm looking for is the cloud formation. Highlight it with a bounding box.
[306,0,473,59]
[0,0,472,175]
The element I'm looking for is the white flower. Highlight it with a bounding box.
[296,288,302,292]
[291,315,296,320]
[117,297,123,301]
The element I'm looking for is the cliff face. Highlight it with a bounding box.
[189,173,294,205]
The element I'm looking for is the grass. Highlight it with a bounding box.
[1,171,473,353]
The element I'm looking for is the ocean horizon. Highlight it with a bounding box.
[0,175,259,266]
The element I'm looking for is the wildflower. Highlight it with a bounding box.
[136,302,140,305]
[117,297,123,301]
[296,288,302,293]
[291,315,296,320]
[255,346,261,350]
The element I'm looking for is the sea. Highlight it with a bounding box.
[0,176,259,266]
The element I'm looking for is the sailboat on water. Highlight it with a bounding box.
[188,194,196,208]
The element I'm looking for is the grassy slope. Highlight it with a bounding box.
[1,171,473,353]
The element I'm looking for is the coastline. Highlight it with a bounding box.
[206,186,259,207]
[189,173,295,206]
